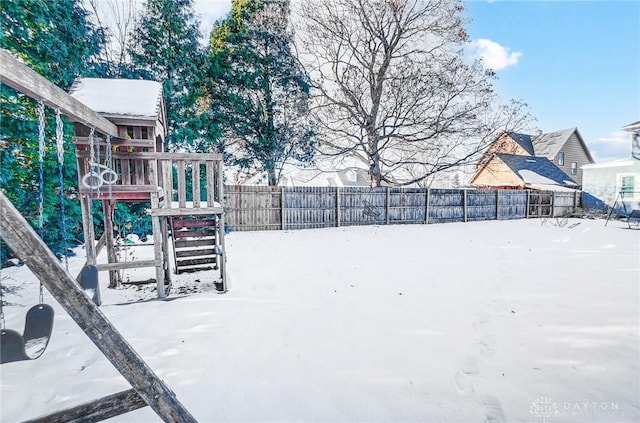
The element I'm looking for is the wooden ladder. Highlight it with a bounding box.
[169,216,220,274]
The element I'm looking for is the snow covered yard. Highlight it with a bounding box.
[1,218,638,422]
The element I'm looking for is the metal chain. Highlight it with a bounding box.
[56,109,69,271]
[88,126,97,197]
[106,135,113,199]
[37,100,46,304]
[37,100,46,239]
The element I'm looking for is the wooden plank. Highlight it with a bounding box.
[75,150,223,162]
[0,192,197,422]
[162,160,173,206]
[177,257,217,267]
[149,207,224,217]
[172,229,216,239]
[95,260,161,271]
[206,161,215,205]
[175,249,217,258]
[177,160,187,208]
[175,238,215,249]
[192,162,201,208]
[171,219,215,229]
[23,389,147,423]
[0,49,118,137]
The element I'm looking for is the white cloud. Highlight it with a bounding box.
[587,130,632,162]
[193,0,232,37]
[470,38,522,71]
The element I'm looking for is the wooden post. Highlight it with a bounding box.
[103,200,120,288]
[336,187,341,227]
[0,192,197,422]
[525,190,530,218]
[425,188,430,224]
[495,190,500,220]
[80,194,96,265]
[385,187,391,225]
[551,191,556,217]
[281,187,286,230]
[0,49,118,137]
[24,389,147,423]
[216,161,227,292]
[462,189,468,223]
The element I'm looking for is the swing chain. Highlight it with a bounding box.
[37,100,46,238]
[105,135,113,199]
[55,109,69,271]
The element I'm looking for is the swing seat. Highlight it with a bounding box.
[1,304,54,364]
[80,265,102,306]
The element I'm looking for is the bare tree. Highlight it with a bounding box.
[295,0,533,187]
[86,0,137,75]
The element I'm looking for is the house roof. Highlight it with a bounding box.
[70,78,163,120]
[506,132,535,155]
[496,153,579,188]
[532,127,594,163]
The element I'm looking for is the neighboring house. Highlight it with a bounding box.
[470,153,579,191]
[474,127,594,188]
[582,121,640,212]
[532,127,594,185]
[477,131,535,169]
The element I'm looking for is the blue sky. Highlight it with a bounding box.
[192,0,639,162]
[464,0,640,162]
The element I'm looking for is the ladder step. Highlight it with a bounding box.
[174,239,215,249]
[176,257,217,267]
[171,219,215,229]
[172,229,216,239]
[175,248,217,258]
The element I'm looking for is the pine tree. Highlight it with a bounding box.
[129,0,209,151]
[0,0,105,262]
[209,0,315,185]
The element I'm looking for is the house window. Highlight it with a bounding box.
[557,152,565,166]
[570,162,577,175]
[621,175,635,194]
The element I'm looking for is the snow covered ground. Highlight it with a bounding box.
[1,218,638,422]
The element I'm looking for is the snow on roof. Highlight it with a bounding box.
[70,78,163,119]
[582,158,635,169]
[532,127,576,158]
[497,153,578,187]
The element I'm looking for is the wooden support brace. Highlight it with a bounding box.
[22,389,147,423]
[0,192,197,423]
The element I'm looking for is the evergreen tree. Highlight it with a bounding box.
[0,0,105,262]
[209,0,315,186]
[129,0,210,151]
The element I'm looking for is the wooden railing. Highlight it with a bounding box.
[75,148,224,213]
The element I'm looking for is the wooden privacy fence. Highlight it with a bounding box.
[224,186,582,231]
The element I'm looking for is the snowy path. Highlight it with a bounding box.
[1,218,638,422]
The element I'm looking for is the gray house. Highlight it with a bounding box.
[582,121,640,212]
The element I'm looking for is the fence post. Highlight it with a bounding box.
[281,187,286,230]
[336,187,341,227]
[526,190,530,218]
[425,188,430,224]
[386,187,391,225]
[551,191,556,217]
[463,189,467,222]
[496,190,500,220]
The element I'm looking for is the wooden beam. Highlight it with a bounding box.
[0,48,118,137]
[0,192,197,423]
[23,389,147,423]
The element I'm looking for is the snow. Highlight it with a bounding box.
[70,78,163,119]
[518,169,577,187]
[1,218,639,422]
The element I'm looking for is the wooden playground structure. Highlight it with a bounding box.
[0,47,227,421]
